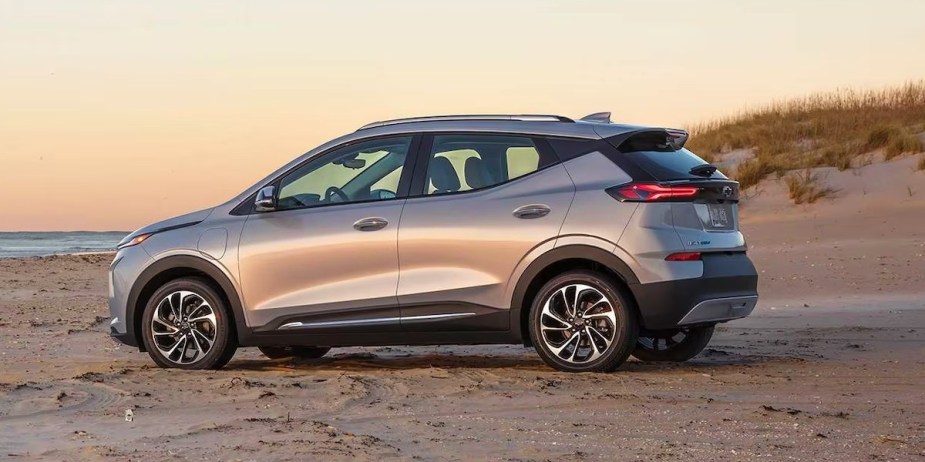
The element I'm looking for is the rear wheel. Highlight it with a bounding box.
[633,326,714,362]
[259,346,331,360]
[141,278,237,370]
[529,271,638,373]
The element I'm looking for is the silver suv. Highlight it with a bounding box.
[109,113,758,372]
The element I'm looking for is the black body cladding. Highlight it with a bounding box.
[630,253,758,330]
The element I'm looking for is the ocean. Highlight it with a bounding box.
[0,231,129,258]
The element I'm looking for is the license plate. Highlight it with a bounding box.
[707,204,730,228]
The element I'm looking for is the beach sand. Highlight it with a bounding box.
[1,158,924,461]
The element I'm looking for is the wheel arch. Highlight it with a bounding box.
[510,245,640,346]
[127,255,249,351]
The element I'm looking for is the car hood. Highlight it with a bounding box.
[117,207,215,248]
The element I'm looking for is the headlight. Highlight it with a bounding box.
[116,233,153,250]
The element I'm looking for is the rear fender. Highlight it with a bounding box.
[508,244,640,343]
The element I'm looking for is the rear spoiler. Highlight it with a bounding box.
[603,128,690,153]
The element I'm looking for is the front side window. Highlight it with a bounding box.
[425,135,551,195]
[277,136,412,210]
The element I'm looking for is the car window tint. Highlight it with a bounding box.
[506,146,540,180]
[277,136,411,210]
[370,165,403,193]
[624,148,726,181]
[425,135,549,195]
[427,149,481,194]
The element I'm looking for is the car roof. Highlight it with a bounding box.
[353,114,656,140]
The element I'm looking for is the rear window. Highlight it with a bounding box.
[624,148,726,181]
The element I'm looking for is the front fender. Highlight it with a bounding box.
[124,254,250,350]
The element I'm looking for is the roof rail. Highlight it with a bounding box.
[357,114,575,131]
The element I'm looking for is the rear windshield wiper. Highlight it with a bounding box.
[689,163,718,177]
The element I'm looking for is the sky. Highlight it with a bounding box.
[2,0,925,231]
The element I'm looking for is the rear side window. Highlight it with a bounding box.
[624,148,725,181]
[425,135,555,195]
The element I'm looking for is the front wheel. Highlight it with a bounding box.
[529,271,638,373]
[141,278,237,370]
[633,326,714,362]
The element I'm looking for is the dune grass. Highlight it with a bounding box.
[687,81,925,191]
[784,170,837,204]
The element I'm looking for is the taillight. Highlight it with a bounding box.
[607,183,700,202]
[665,252,702,261]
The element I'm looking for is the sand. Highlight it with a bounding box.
[1,158,924,461]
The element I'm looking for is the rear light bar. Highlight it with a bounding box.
[665,252,702,261]
[607,183,700,202]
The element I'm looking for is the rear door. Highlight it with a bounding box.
[396,133,575,331]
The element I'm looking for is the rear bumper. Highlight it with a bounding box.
[629,252,758,330]
[677,295,757,325]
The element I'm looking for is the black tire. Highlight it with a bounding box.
[258,346,331,360]
[141,278,237,370]
[529,270,638,373]
[633,326,714,362]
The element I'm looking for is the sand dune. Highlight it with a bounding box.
[1,161,924,460]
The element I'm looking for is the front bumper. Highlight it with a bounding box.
[629,252,758,330]
[108,246,151,348]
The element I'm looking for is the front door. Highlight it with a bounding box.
[238,135,418,332]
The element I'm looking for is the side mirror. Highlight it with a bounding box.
[254,186,276,212]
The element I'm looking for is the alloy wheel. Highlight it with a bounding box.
[539,284,617,364]
[150,290,218,365]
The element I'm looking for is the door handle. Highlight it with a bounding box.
[512,204,551,219]
[353,217,389,231]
